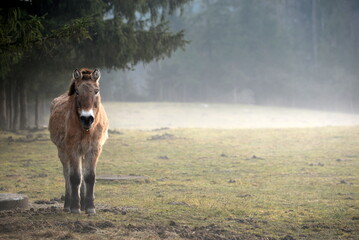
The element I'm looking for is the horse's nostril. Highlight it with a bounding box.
[88,116,94,124]
[80,115,94,127]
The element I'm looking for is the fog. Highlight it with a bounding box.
[101,0,359,114]
[2,0,359,130]
[104,102,359,129]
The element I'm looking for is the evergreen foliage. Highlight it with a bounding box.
[0,0,190,130]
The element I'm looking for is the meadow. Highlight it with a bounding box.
[0,103,358,239]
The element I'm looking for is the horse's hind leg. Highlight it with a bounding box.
[83,148,100,214]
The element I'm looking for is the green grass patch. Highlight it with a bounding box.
[0,126,358,239]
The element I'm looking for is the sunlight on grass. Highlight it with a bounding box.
[0,125,358,239]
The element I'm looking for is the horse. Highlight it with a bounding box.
[49,68,108,214]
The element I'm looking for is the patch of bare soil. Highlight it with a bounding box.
[57,220,115,233]
[0,207,269,240]
[125,222,265,240]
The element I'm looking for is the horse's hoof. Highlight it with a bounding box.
[64,207,70,212]
[71,208,80,214]
[86,208,96,215]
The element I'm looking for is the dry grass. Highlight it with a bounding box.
[0,103,359,239]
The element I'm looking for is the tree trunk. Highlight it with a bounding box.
[35,92,39,129]
[0,80,6,130]
[19,81,28,130]
[6,82,13,130]
[12,83,20,131]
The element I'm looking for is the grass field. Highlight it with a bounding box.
[0,103,359,239]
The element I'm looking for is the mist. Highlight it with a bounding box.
[101,0,359,114]
[2,0,359,130]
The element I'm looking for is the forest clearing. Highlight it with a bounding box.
[0,103,358,240]
[2,1,359,239]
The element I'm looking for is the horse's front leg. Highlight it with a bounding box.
[83,147,101,214]
[69,155,82,214]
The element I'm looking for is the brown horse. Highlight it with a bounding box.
[49,68,108,214]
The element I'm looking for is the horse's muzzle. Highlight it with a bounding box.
[80,115,94,130]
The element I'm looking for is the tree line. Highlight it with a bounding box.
[2,0,359,130]
[0,0,190,131]
[138,0,359,112]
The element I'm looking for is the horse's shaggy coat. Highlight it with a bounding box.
[49,68,108,214]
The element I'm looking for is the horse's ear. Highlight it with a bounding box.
[91,69,101,82]
[73,69,82,81]
[68,82,76,96]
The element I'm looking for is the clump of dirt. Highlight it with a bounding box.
[339,180,351,184]
[100,206,129,215]
[57,220,115,233]
[168,201,189,206]
[237,194,252,198]
[245,155,265,160]
[5,174,20,178]
[108,129,123,135]
[50,196,65,203]
[308,162,324,166]
[148,133,176,141]
[301,223,331,231]
[281,235,295,240]
[29,173,48,178]
[20,159,33,167]
[34,200,57,205]
[0,206,62,220]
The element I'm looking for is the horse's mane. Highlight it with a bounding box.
[80,68,93,81]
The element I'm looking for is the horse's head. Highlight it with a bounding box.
[68,68,101,131]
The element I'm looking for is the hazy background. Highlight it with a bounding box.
[2,0,359,129]
[102,0,359,111]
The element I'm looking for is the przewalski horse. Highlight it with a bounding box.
[49,68,108,214]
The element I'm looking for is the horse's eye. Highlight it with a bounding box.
[94,89,99,95]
